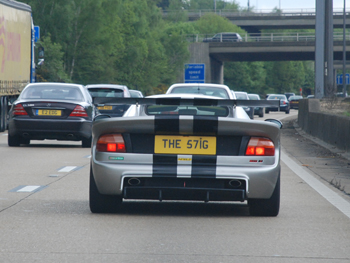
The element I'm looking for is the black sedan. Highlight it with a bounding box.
[265,94,290,114]
[8,83,96,147]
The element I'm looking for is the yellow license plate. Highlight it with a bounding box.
[37,109,62,116]
[98,106,113,110]
[154,135,216,155]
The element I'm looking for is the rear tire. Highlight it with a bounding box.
[285,109,290,114]
[21,138,30,145]
[248,176,280,216]
[82,136,92,148]
[259,109,264,118]
[0,97,6,132]
[90,166,122,213]
[265,109,269,114]
[8,133,20,147]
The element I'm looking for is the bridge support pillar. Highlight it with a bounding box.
[315,0,334,98]
[210,58,223,84]
[187,43,223,84]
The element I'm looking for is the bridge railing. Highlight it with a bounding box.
[163,8,350,18]
[185,32,350,43]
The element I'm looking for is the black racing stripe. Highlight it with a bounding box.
[154,115,179,134]
[191,155,217,178]
[193,98,219,106]
[153,155,177,177]
[155,98,181,105]
[193,116,218,134]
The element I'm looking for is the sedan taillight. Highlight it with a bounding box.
[245,137,275,156]
[96,134,126,152]
[69,105,88,117]
[13,104,28,116]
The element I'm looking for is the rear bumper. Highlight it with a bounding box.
[91,152,280,200]
[267,105,288,112]
[9,118,92,140]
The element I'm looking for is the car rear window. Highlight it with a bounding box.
[146,105,229,116]
[235,93,248,100]
[21,86,83,101]
[268,95,285,100]
[170,86,229,99]
[88,88,124,98]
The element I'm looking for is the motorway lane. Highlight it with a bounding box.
[0,112,350,262]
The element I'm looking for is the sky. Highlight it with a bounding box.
[233,0,348,11]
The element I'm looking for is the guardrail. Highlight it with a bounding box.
[185,32,350,43]
[163,8,350,18]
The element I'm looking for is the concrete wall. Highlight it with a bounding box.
[298,99,350,153]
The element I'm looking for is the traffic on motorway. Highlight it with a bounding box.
[6,80,292,217]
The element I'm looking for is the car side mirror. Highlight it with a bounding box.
[265,119,283,129]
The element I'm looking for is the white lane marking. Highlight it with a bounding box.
[58,166,77,172]
[281,150,350,219]
[17,186,41,193]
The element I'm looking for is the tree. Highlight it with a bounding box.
[36,35,70,82]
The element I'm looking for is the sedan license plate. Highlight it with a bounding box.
[36,109,62,116]
[154,135,216,155]
[98,106,113,110]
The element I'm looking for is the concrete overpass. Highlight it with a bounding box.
[187,39,350,84]
[163,9,350,33]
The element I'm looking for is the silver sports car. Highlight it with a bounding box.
[90,94,282,216]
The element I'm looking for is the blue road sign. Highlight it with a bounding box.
[336,74,350,85]
[34,26,40,42]
[184,64,205,83]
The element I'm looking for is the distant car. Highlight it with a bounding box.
[129,90,144,98]
[288,95,303,109]
[89,93,282,216]
[8,83,96,147]
[248,93,264,118]
[235,91,254,119]
[203,32,243,42]
[284,93,295,100]
[335,92,348,97]
[85,84,131,117]
[265,94,290,114]
[166,83,236,99]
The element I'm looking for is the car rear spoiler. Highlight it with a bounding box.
[93,97,280,108]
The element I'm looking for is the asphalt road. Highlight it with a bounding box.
[0,110,349,262]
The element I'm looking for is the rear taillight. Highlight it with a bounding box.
[13,104,28,116]
[96,134,126,152]
[69,105,88,117]
[245,137,275,156]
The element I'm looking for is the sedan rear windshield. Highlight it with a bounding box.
[170,86,229,99]
[21,86,83,101]
[268,95,286,100]
[146,105,229,116]
[88,88,124,98]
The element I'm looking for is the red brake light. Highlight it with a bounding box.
[69,105,88,117]
[97,134,126,153]
[245,137,275,156]
[13,104,28,116]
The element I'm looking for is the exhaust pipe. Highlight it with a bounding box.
[228,180,242,188]
[128,178,141,186]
